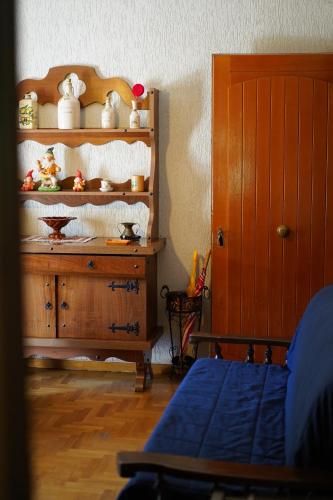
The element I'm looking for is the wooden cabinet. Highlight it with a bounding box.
[18,66,165,390]
[21,252,157,343]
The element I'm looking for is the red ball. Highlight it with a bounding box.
[132,83,144,98]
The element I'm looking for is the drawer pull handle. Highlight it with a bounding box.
[87,260,95,269]
[60,301,69,310]
[108,280,139,293]
[45,301,52,310]
[133,264,139,269]
[109,322,139,336]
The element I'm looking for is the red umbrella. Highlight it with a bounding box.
[181,249,211,352]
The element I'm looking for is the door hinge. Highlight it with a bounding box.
[108,322,139,336]
[107,280,139,293]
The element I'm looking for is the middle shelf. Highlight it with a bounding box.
[19,177,153,207]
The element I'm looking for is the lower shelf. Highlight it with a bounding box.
[23,328,163,392]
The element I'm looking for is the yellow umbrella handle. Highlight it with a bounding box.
[186,249,198,297]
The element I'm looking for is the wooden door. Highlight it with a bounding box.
[212,54,333,353]
[21,274,56,338]
[57,274,147,340]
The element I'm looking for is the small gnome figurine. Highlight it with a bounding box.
[37,147,61,191]
[20,169,35,191]
[73,169,86,192]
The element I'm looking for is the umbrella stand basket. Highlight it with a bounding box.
[160,285,206,375]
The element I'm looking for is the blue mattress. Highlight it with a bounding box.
[118,358,290,499]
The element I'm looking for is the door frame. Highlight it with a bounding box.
[0,0,30,496]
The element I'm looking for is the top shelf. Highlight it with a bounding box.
[17,128,154,147]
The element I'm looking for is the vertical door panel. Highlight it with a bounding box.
[311,80,328,295]
[282,77,299,335]
[227,83,243,334]
[268,77,285,339]
[325,84,333,283]
[296,78,313,319]
[255,78,271,338]
[21,274,56,338]
[241,79,257,337]
[212,57,229,335]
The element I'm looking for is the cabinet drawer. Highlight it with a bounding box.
[21,254,146,277]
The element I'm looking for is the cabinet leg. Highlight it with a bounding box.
[135,360,146,392]
[135,350,153,392]
[147,362,153,380]
[144,349,153,380]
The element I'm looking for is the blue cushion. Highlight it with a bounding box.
[285,285,333,468]
[146,359,288,464]
[118,358,289,498]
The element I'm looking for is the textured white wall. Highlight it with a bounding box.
[16,0,333,362]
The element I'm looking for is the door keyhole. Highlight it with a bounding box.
[217,227,224,246]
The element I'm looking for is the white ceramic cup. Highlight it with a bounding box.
[100,179,112,191]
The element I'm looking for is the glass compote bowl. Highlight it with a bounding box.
[38,216,77,240]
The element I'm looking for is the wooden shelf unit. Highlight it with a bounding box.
[18,65,163,391]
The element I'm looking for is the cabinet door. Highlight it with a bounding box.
[57,275,147,340]
[21,274,56,338]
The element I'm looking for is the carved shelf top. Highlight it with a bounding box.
[16,65,155,108]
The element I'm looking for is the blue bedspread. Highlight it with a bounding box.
[118,358,289,499]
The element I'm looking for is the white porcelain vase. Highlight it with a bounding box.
[129,100,140,129]
[101,97,116,128]
[58,78,80,129]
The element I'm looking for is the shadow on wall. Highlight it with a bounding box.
[149,71,212,362]
[252,36,333,52]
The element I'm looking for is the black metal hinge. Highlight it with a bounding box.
[109,322,139,336]
[107,280,139,293]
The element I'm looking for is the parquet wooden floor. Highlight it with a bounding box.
[26,368,179,500]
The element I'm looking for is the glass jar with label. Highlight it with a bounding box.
[18,93,38,129]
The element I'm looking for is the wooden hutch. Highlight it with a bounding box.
[17,66,165,391]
